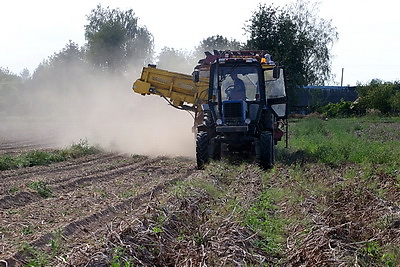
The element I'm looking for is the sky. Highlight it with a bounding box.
[1,0,399,85]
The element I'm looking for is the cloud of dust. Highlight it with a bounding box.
[3,66,196,158]
[65,76,195,157]
[87,81,195,157]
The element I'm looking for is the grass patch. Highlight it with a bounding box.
[244,188,286,254]
[0,139,101,171]
[21,225,35,235]
[286,117,400,168]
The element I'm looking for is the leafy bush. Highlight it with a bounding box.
[25,151,65,166]
[60,139,102,158]
[314,80,400,117]
[317,99,356,117]
[356,79,400,115]
[0,151,64,170]
[0,155,14,170]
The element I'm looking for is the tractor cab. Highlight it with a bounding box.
[208,58,264,134]
[206,56,286,135]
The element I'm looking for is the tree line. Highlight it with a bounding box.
[1,0,339,115]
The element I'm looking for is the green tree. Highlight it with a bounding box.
[157,47,195,74]
[84,4,153,73]
[245,0,338,108]
[35,41,86,74]
[20,68,31,82]
[31,41,87,93]
[195,35,242,56]
[28,41,90,115]
[390,90,400,113]
[0,67,24,114]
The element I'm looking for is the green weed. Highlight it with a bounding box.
[191,179,222,199]
[21,243,49,267]
[152,227,163,234]
[7,209,19,214]
[21,225,35,235]
[28,181,52,198]
[50,229,64,256]
[25,151,65,166]
[363,241,381,258]
[20,229,66,267]
[8,186,19,194]
[109,247,132,267]
[0,155,16,170]
[59,139,102,158]
[381,246,400,267]
[119,188,136,198]
[357,241,398,266]
[92,187,109,198]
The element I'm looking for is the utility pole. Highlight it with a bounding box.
[340,68,344,87]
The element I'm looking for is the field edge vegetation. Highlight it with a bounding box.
[0,139,102,171]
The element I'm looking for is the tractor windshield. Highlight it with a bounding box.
[212,65,259,102]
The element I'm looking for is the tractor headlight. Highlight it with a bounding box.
[216,119,223,125]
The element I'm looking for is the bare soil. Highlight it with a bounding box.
[1,120,399,266]
[0,133,196,266]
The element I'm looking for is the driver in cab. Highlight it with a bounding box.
[226,72,246,100]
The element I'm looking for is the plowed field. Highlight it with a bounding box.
[1,118,399,266]
[0,134,197,265]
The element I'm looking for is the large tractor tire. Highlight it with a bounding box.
[196,131,209,170]
[211,140,221,160]
[259,131,275,169]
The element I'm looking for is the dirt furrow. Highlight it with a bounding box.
[0,135,61,155]
[0,140,57,150]
[0,144,58,156]
[2,157,196,266]
[0,156,160,209]
[0,153,124,186]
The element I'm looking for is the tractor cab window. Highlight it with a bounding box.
[264,67,287,118]
[264,68,286,99]
[213,65,259,102]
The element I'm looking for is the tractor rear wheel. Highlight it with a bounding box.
[259,131,275,169]
[196,131,209,170]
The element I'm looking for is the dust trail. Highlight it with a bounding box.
[1,70,196,158]
[70,83,196,157]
